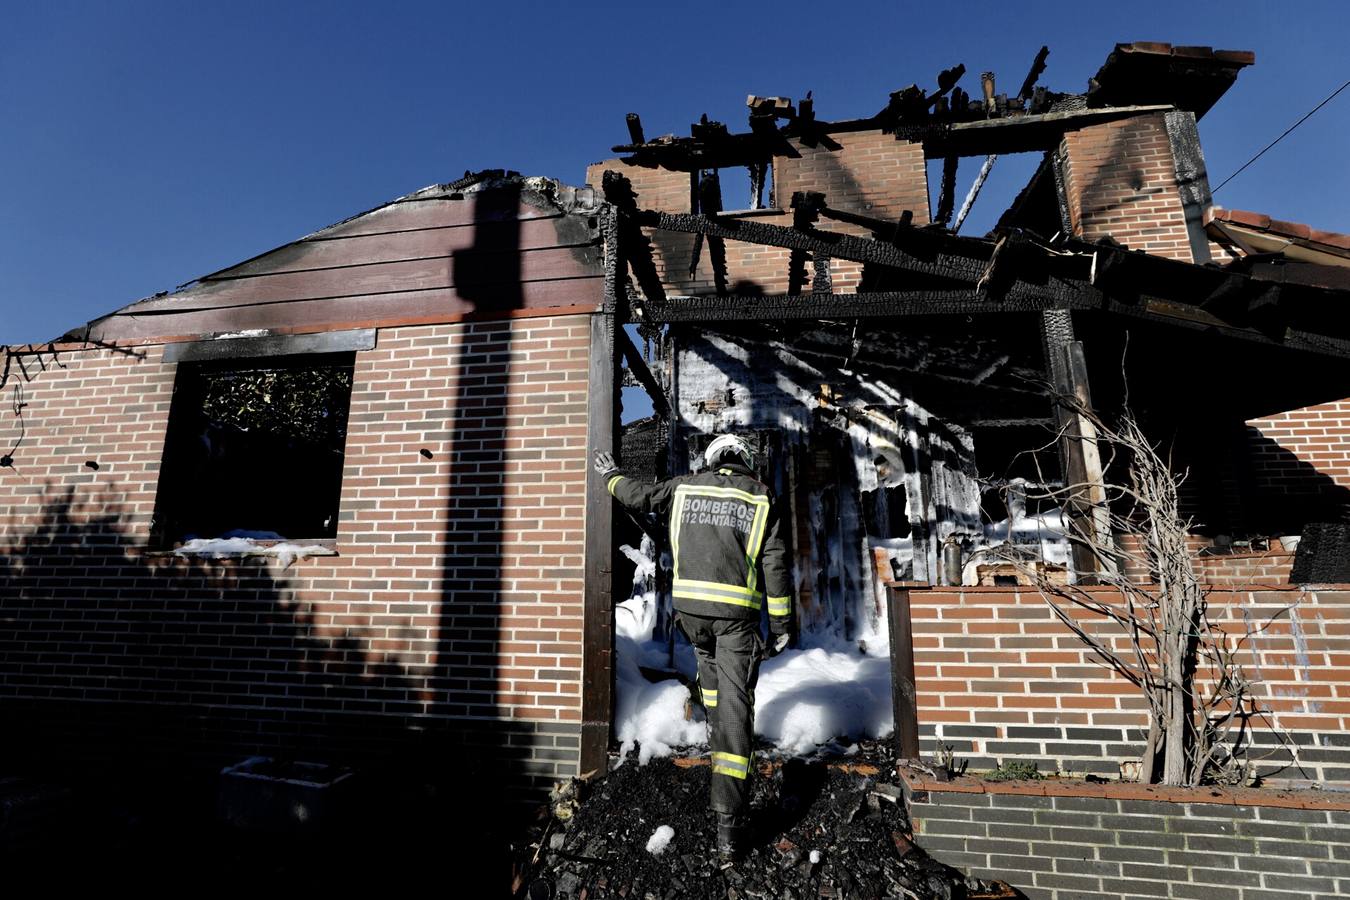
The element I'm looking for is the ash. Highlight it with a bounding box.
[517,751,1007,900]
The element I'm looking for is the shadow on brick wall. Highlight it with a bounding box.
[0,483,530,881]
[0,181,558,882]
[1242,429,1350,535]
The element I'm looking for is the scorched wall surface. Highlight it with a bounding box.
[0,313,590,800]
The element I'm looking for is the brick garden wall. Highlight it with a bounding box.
[906,778,1350,900]
[908,585,1350,783]
[0,312,591,800]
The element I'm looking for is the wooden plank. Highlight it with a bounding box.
[644,287,1086,323]
[581,310,619,776]
[1064,341,1115,578]
[206,215,589,281]
[124,247,601,312]
[923,105,1175,158]
[317,194,566,240]
[580,209,624,776]
[887,586,921,761]
[641,209,990,284]
[1044,322,1100,582]
[161,327,375,362]
[86,278,603,341]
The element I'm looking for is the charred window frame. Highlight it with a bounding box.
[151,351,355,546]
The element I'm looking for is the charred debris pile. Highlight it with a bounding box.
[513,751,1014,900]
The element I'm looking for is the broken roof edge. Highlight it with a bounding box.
[1089,42,1254,119]
[190,171,602,287]
[1206,207,1350,259]
[55,171,605,343]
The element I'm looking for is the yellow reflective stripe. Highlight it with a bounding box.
[673,589,762,610]
[767,596,791,616]
[674,578,759,597]
[677,484,771,505]
[671,487,685,582]
[744,502,769,594]
[701,687,718,707]
[606,474,625,495]
[712,752,750,779]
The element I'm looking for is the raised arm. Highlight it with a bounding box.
[593,450,676,517]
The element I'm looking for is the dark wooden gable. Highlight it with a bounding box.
[70,178,604,343]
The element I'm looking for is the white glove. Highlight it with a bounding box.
[766,632,790,658]
[594,451,618,477]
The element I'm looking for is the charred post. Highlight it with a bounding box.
[788,191,825,296]
[887,586,921,761]
[698,171,729,296]
[934,155,959,227]
[602,171,668,307]
[581,208,626,775]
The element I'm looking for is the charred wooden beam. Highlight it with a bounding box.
[638,209,990,284]
[698,172,729,296]
[1039,310,1096,582]
[748,159,768,210]
[625,113,645,146]
[1050,339,1113,583]
[974,230,1029,301]
[953,154,998,233]
[1017,46,1051,102]
[980,72,997,115]
[813,254,833,294]
[644,288,1085,323]
[817,204,913,237]
[922,104,1173,158]
[934,155,959,227]
[887,586,921,761]
[1065,341,1113,574]
[581,209,625,775]
[788,191,826,296]
[602,172,667,309]
[618,326,671,418]
[1163,110,1214,265]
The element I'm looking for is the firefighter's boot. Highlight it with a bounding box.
[716,811,747,861]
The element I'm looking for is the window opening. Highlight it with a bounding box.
[152,352,355,544]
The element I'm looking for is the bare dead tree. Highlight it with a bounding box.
[990,394,1301,786]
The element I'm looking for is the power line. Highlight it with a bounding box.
[1213,78,1350,194]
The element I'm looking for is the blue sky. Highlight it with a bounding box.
[3,1,1349,344]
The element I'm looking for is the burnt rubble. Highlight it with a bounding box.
[514,752,1013,900]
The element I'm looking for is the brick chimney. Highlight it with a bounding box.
[1056,110,1213,263]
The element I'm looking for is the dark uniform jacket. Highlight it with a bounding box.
[607,461,792,628]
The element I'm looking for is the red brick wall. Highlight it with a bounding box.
[1247,399,1350,492]
[586,132,929,297]
[586,159,690,214]
[1059,113,1194,262]
[908,585,1350,781]
[773,131,929,225]
[0,314,590,792]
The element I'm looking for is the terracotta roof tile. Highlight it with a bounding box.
[1208,207,1350,253]
[1115,42,1256,66]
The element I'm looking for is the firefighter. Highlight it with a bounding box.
[594,434,793,859]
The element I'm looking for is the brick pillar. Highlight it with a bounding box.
[1058,112,1196,262]
[586,159,691,213]
[774,130,929,223]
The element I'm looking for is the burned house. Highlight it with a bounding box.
[5,41,1350,815]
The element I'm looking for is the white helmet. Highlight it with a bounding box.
[705,433,754,470]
